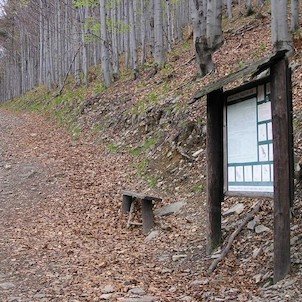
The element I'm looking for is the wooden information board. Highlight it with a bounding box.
[225,82,274,195]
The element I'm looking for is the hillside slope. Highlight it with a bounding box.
[1,4,302,302]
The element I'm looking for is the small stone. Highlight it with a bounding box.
[290,236,299,245]
[192,149,204,157]
[172,254,187,261]
[4,164,12,170]
[247,219,257,230]
[263,243,274,253]
[101,285,115,294]
[254,274,263,283]
[169,286,177,293]
[179,296,193,301]
[223,203,244,216]
[291,225,298,231]
[8,297,21,302]
[128,288,145,295]
[252,247,263,258]
[0,282,15,290]
[100,293,113,300]
[262,281,272,288]
[255,225,270,234]
[190,278,209,287]
[154,201,186,217]
[161,268,173,274]
[283,280,294,287]
[158,254,170,262]
[145,231,159,242]
[34,293,46,299]
[120,296,158,302]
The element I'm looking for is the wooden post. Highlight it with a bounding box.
[141,199,154,234]
[207,89,224,253]
[271,58,293,283]
[122,195,133,213]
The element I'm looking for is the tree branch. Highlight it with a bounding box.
[208,200,262,273]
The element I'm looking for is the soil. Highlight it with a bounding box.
[0,110,208,302]
[1,105,302,302]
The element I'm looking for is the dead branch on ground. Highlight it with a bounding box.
[208,200,262,273]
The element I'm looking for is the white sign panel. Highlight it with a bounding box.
[227,98,258,163]
[226,83,274,194]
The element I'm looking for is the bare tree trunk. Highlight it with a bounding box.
[129,0,139,78]
[207,0,223,52]
[245,0,253,16]
[154,0,165,67]
[291,0,299,32]
[111,3,120,80]
[149,0,155,57]
[140,0,147,64]
[191,0,213,76]
[166,0,172,52]
[100,0,112,86]
[271,0,293,52]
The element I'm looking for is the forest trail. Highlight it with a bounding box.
[0,109,208,302]
[1,109,302,302]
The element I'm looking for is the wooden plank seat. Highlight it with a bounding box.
[122,190,162,234]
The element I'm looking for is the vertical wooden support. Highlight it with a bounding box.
[287,67,295,207]
[207,89,224,253]
[122,195,133,213]
[271,58,293,283]
[141,199,154,234]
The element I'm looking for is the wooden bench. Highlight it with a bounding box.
[122,190,162,234]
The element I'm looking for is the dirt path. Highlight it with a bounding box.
[2,109,302,302]
[0,111,71,301]
[0,110,209,302]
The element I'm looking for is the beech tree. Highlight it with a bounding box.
[129,0,138,78]
[271,0,293,52]
[154,0,165,66]
[291,0,299,32]
[191,0,223,76]
[0,0,276,102]
[100,0,111,86]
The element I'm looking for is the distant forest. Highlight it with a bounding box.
[0,0,299,102]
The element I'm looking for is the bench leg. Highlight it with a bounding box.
[122,195,133,213]
[141,199,154,234]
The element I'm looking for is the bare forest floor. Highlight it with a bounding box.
[1,4,302,302]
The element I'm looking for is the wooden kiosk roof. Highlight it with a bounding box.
[193,50,288,101]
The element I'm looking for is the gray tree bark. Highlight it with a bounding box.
[271,0,293,52]
[154,0,165,66]
[100,0,112,86]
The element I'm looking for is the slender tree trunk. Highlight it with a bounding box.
[149,0,155,57]
[291,0,299,32]
[227,0,232,19]
[140,0,147,64]
[129,0,139,78]
[111,3,120,80]
[100,0,112,86]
